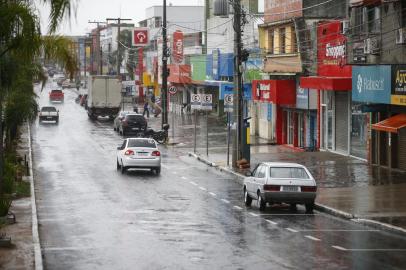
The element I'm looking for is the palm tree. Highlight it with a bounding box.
[0,0,77,194]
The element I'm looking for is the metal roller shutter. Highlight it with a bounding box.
[335,92,349,154]
[398,128,406,170]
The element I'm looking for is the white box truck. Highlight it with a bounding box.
[87,75,122,120]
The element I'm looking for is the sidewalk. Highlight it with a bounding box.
[189,144,406,233]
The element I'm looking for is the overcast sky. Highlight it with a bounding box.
[37,0,264,36]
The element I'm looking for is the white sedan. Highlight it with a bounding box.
[243,162,317,213]
[116,138,161,175]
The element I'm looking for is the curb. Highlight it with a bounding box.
[28,124,43,270]
[188,152,406,237]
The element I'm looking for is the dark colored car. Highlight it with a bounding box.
[118,114,147,136]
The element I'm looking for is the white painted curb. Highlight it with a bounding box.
[28,124,43,270]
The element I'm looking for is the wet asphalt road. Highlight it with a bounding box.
[32,81,406,270]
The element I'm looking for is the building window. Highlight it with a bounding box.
[353,7,365,34]
[291,28,298,53]
[279,27,286,54]
[367,6,381,33]
[267,29,274,54]
[155,17,162,28]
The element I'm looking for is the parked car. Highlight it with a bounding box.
[117,113,147,136]
[243,162,317,213]
[62,80,76,89]
[56,77,66,86]
[113,111,132,132]
[39,106,59,123]
[49,89,64,102]
[116,138,161,174]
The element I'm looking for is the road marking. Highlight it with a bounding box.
[209,192,217,197]
[286,228,299,233]
[249,213,259,217]
[233,205,243,210]
[199,187,207,191]
[266,220,278,225]
[332,246,347,251]
[181,176,187,180]
[221,199,230,204]
[190,181,197,186]
[305,235,321,241]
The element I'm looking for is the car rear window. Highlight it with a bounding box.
[126,115,145,122]
[269,167,309,179]
[41,107,57,112]
[128,139,156,148]
[51,90,62,94]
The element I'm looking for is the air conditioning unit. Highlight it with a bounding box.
[396,28,406,44]
[341,20,350,35]
[364,37,380,54]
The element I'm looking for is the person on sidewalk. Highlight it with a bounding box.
[143,102,149,118]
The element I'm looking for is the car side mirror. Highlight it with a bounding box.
[245,171,253,177]
[117,145,122,150]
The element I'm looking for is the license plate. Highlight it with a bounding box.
[132,128,139,130]
[46,117,52,119]
[282,186,298,192]
[137,152,148,156]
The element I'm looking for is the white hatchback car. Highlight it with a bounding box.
[243,162,317,213]
[116,138,161,175]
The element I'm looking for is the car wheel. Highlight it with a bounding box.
[155,167,161,175]
[116,159,121,170]
[244,188,252,206]
[120,161,126,174]
[258,191,266,211]
[305,202,314,214]
[113,126,116,131]
[289,203,297,212]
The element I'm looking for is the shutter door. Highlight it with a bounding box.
[398,128,406,170]
[335,92,349,153]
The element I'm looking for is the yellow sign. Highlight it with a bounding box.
[391,95,406,106]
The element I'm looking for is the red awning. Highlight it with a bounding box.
[300,76,352,91]
[372,114,406,133]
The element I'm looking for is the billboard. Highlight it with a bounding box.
[172,30,184,64]
[132,28,149,47]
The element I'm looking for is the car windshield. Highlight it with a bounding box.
[126,115,145,122]
[41,107,57,112]
[128,139,156,148]
[269,167,310,179]
[51,90,62,94]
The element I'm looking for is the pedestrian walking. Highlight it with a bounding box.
[143,102,150,118]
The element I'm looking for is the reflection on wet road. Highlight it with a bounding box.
[33,82,406,270]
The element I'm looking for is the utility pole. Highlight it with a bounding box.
[106,18,132,76]
[88,21,106,75]
[203,0,209,55]
[162,0,169,127]
[232,0,243,168]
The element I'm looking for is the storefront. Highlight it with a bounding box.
[167,64,192,114]
[251,80,296,144]
[300,20,352,154]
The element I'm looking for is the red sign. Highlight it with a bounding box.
[252,80,296,105]
[265,0,302,23]
[317,21,351,77]
[172,31,184,64]
[167,64,191,84]
[132,28,149,47]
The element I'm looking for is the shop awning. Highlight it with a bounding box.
[300,76,352,91]
[372,114,406,133]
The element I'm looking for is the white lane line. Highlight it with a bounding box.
[286,228,299,233]
[266,220,278,225]
[332,245,347,251]
[305,235,321,241]
[249,213,259,217]
[189,181,198,186]
[181,176,187,180]
[199,187,207,191]
[209,192,217,197]
[221,199,230,204]
[233,206,243,210]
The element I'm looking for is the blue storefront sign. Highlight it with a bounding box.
[220,83,252,100]
[352,65,391,104]
[296,87,309,109]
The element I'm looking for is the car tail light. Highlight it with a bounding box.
[264,185,280,191]
[152,151,160,157]
[124,150,134,155]
[301,186,317,192]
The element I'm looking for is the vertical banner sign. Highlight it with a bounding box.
[191,94,201,110]
[391,65,406,106]
[224,94,234,112]
[172,30,184,64]
[132,28,149,47]
[201,94,213,111]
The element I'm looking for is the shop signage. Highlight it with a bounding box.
[167,64,191,84]
[132,28,149,47]
[296,87,309,109]
[191,94,201,110]
[391,65,406,106]
[224,94,233,113]
[253,80,272,102]
[352,65,391,104]
[201,94,213,111]
[168,86,177,95]
[172,31,184,64]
